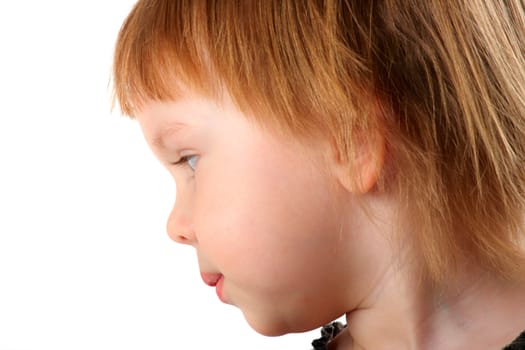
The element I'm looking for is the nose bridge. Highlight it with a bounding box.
[166,185,197,245]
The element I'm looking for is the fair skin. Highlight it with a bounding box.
[135,90,525,349]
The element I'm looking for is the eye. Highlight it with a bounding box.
[174,154,199,171]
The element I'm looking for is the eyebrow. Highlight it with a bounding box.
[151,122,188,150]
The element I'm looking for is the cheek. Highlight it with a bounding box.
[194,141,344,285]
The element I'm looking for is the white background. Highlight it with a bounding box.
[0,1,327,349]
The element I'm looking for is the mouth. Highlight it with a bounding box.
[200,272,223,286]
[200,272,226,303]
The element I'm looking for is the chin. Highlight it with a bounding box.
[242,312,291,337]
[246,320,289,337]
[243,311,320,337]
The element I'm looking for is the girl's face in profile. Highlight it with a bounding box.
[135,90,386,336]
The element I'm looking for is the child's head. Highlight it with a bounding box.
[113,0,525,332]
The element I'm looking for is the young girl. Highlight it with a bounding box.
[112,1,525,349]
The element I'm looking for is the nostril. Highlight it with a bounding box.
[167,225,196,245]
[167,229,190,244]
[166,204,196,245]
[175,234,190,243]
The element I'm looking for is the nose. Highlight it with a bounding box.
[166,191,197,246]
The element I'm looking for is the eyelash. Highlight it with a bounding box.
[173,155,198,171]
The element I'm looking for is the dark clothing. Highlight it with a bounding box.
[503,331,525,350]
[311,324,525,350]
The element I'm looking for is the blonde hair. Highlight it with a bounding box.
[113,0,525,284]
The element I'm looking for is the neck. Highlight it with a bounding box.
[341,261,525,350]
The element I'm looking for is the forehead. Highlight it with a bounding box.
[136,96,215,132]
[135,92,246,152]
[134,98,202,152]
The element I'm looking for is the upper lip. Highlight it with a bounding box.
[200,272,222,286]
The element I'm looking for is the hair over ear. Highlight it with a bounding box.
[332,127,385,194]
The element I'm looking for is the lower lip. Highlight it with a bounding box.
[215,275,225,303]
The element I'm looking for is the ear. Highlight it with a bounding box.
[331,128,385,194]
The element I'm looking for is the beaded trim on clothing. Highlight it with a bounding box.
[311,322,347,350]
